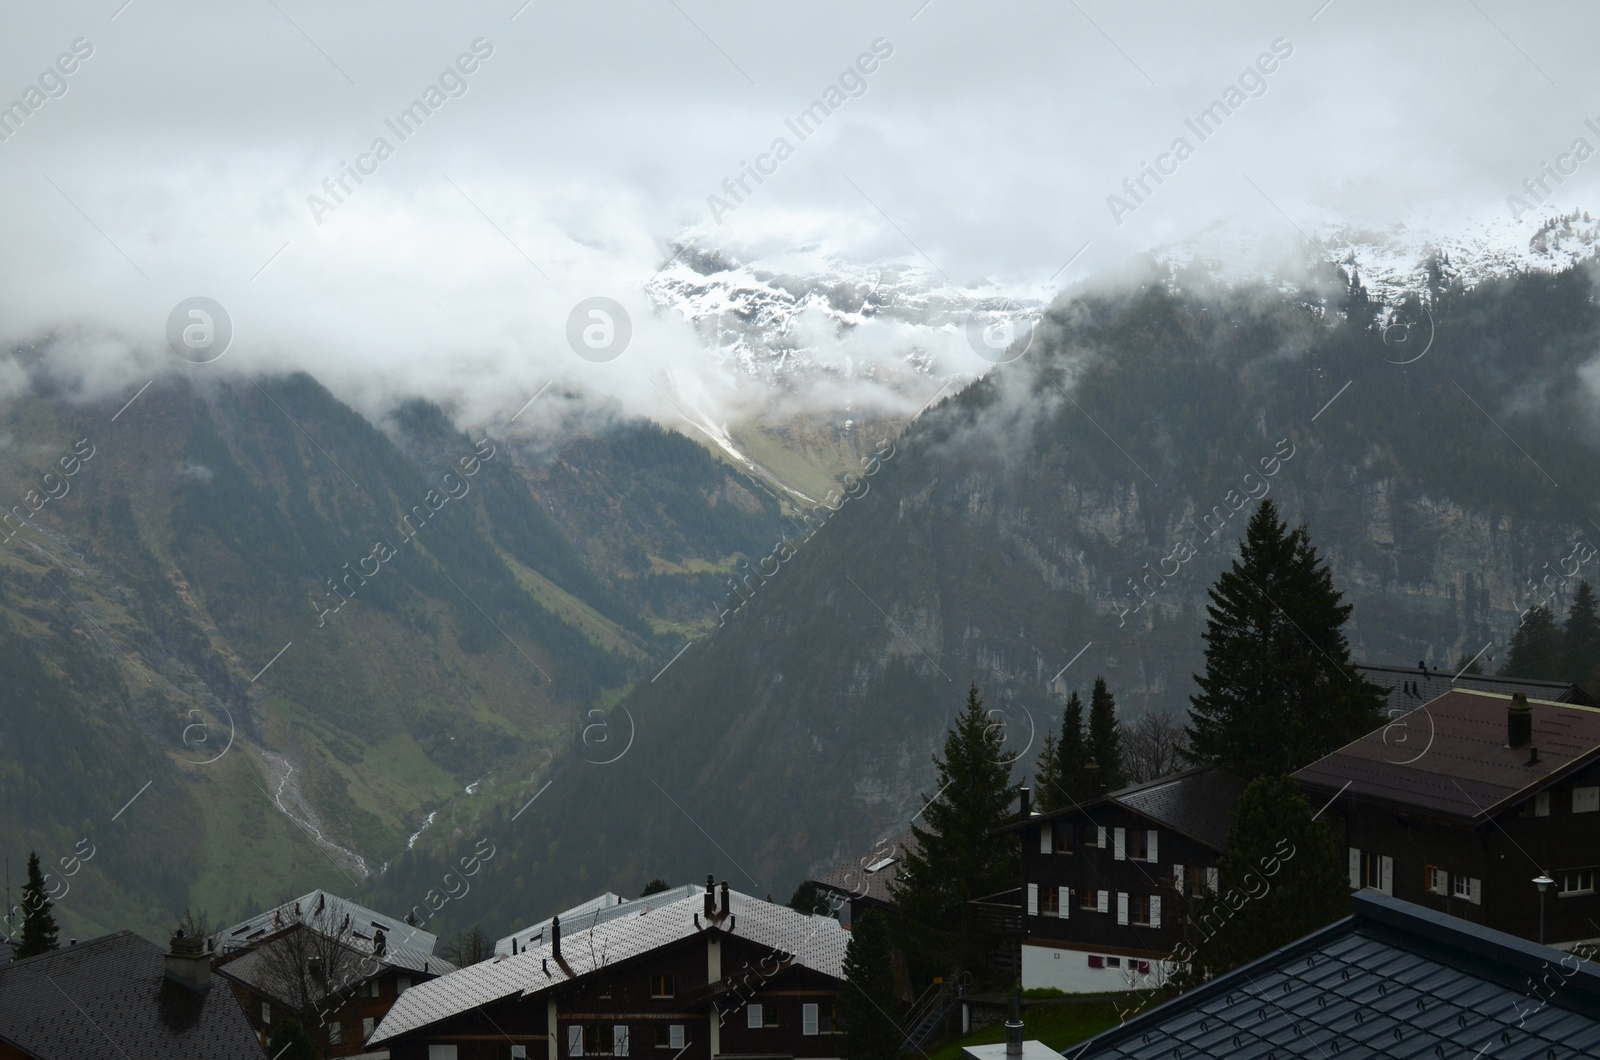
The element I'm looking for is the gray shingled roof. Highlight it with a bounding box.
[215,923,454,1006]
[495,886,700,956]
[1358,662,1598,713]
[1068,891,1600,1059]
[811,831,920,908]
[1108,768,1248,851]
[1294,688,1600,821]
[370,886,847,1047]
[0,931,264,1060]
[221,890,438,956]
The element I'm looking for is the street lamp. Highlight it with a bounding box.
[1533,873,1555,945]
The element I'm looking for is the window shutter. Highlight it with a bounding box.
[748,1005,762,1029]
[1059,886,1070,919]
[1116,892,1129,925]
[569,1027,584,1057]
[1148,830,1158,863]
[1469,878,1482,905]
[1380,856,1394,895]
[669,1026,685,1050]
[1172,864,1185,895]
[1027,883,1039,915]
[1205,867,1218,891]
[262,1002,271,1025]
[1537,792,1551,816]
[1098,826,1108,848]
[1348,847,1361,889]
[615,1026,629,1056]
[1577,787,1600,813]
[363,1017,374,1039]
[1041,826,1053,855]
[1150,895,1161,928]
[1114,828,1126,860]
[513,1048,529,1060]
[803,1004,819,1036]
[429,1047,460,1060]
[1097,890,1109,913]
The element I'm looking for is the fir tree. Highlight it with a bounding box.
[1036,691,1089,812]
[640,879,670,897]
[1453,652,1485,675]
[1563,582,1600,695]
[838,910,903,1060]
[893,684,1020,968]
[1501,606,1563,682]
[1087,677,1124,791]
[1186,500,1385,780]
[1170,776,1347,985]
[787,881,834,917]
[15,853,59,960]
[1032,730,1061,814]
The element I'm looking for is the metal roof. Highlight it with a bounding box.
[215,923,454,1005]
[495,887,699,956]
[371,885,848,1047]
[1294,689,1600,821]
[0,931,263,1060]
[811,830,920,908]
[221,889,439,956]
[1358,662,1598,713]
[1066,891,1600,1059]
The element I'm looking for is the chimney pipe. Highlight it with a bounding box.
[551,915,562,961]
[719,880,729,916]
[704,876,716,918]
[1509,692,1533,749]
[1004,988,1023,1057]
[1020,786,1031,817]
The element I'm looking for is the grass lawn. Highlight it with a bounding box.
[923,997,1130,1060]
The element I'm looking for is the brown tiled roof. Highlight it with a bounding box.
[0,931,263,1060]
[1293,688,1600,821]
[810,830,920,908]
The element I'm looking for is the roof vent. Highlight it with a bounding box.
[1509,692,1533,749]
[1528,746,1540,766]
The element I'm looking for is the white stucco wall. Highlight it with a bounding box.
[1020,941,1174,995]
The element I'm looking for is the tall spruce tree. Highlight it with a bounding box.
[1034,691,1089,811]
[1186,500,1384,780]
[1170,776,1348,985]
[1501,606,1563,681]
[1563,582,1600,695]
[838,910,903,1060]
[893,684,1020,967]
[15,853,59,959]
[1087,678,1124,791]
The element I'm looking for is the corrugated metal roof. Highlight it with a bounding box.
[1294,689,1600,820]
[812,830,920,908]
[0,931,264,1059]
[221,889,438,956]
[371,886,847,1047]
[1067,891,1600,1059]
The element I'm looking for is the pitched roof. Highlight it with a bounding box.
[1293,688,1600,821]
[1358,662,1599,711]
[1067,890,1600,1059]
[811,830,920,908]
[215,923,454,1006]
[370,886,847,1047]
[994,767,1246,852]
[495,887,698,956]
[0,931,263,1060]
[221,889,437,956]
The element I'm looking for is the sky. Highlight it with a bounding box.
[0,0,1596,433]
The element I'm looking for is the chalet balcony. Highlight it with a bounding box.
[966,889,1021,936]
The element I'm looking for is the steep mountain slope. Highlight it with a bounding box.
[0,374,788,939]
[385,259,1600,935]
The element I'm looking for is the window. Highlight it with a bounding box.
[649,974,675,999]
[1078,889,1098,911]
[803,1004,818,1036]
[1356,851,1393,894]
[1561,869,1596,896]
[1575,787,1600,814]
[363,1017,375,1040]
[654,1026,685,1049]
[1425,866,1448,894]
[329,1023,343,1045]
[1129,895,1152,926]
[802,1003,841,1035]
[1453,874,1472,900]
[575,1026,626,1056]
[1040,886,1060,917]
[1127,830,1157,862]
[747,1005,775,1029]
[1105,956,1122,969]
[1187,866,1208,896]
[1051,820,1072,852]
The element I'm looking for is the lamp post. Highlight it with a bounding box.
[1533,874,1555,945]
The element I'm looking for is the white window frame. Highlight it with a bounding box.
[1453,873,1472,900]
[1560,869,1596,896]
[803,1004,819,1036]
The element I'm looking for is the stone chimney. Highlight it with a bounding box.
[551,916,562,961]
[163,929,211,992]
[1508,692,1533,748]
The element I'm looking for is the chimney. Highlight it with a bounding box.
[551,916,562,961]
[1020,786,1031,817]
[718,880,729,917]
[1508,692,1533,749]
[1004,988,1023,1058]
[1419,660,1427,673]
[704,875,716,918]
[164,929,211,992]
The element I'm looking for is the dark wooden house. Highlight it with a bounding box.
[369,878,848,1060]
[1294,687,1600,947]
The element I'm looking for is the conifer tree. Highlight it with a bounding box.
[893,684,1020,966]
[1186,500,1384,780]
[1563,582,1600,695]
[838,910,903,1060]
[15,853,59,959]
[1034,691,1089,811]
[1501,606,1563,682]
[1087,678,1124,791]
[1032,731,1060,814]
[1169,775,1347,986]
